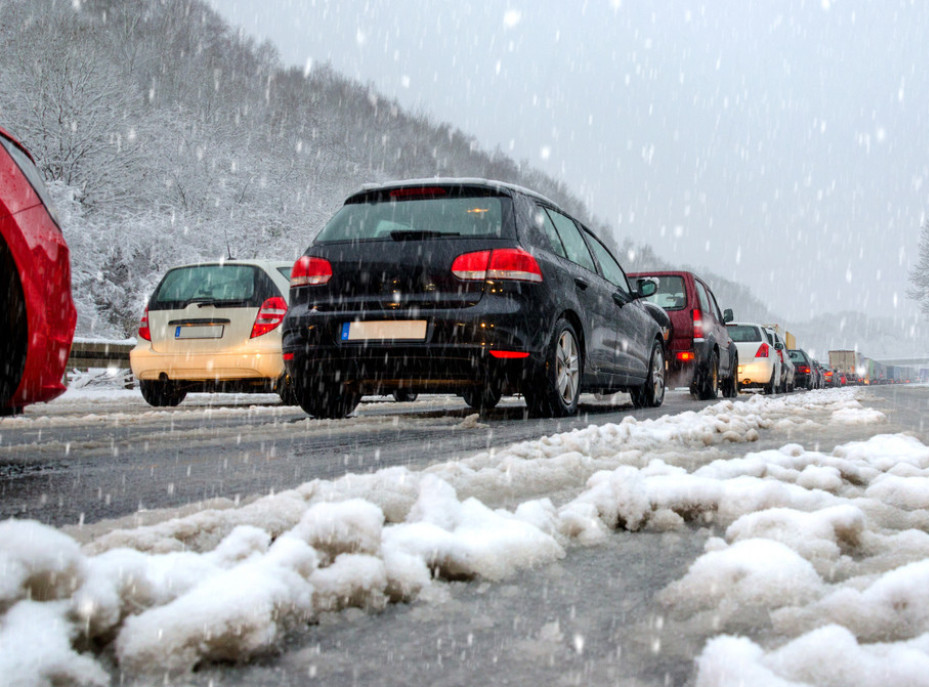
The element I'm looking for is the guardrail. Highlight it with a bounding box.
[67,339,135,370]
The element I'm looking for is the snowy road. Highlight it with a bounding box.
[3,385,929,686]
[1,390,714,527]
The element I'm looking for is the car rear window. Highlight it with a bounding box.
[788,350,806,362]
[314,193,512,244]
[638,275,687,311]
[727,324,762,342]
[152,264,268,310]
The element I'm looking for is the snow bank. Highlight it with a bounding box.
[6,387,929,685]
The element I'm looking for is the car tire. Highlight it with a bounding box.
[277,375,300,405]
[297,378,361,419]
[696,351,719,400]
[392,389,419,403]
[722,353,739,398]
[524,318,581,418]
[139,379,186,407]
[461,384,501,412]
[764,370,777,395]
[0,236,27,409]
[630,340,665,408]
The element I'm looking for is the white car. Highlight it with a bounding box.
[726,322,782,394]
[771,330,795,392]
[130,260,295,406]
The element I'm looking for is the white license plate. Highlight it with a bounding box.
[175,325,224,339]
[341,320,427,341]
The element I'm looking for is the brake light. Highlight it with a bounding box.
[692,308,704,339]
[755,342,770,358]
[389,187,447,198]
[138,307,151,341]
[250,296,288,338]
[452,248,543,283]
[799,365,810,374]
[291,256,332,286]
[676,351,695,362]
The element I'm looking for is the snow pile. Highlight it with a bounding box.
[4,387,926,685]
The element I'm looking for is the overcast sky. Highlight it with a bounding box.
[209,0,928,325]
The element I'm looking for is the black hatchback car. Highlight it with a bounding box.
[282,179,666,418]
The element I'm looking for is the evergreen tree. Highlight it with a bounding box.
[907,220,929,316]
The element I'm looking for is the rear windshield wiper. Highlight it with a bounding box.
[389,230,460,241]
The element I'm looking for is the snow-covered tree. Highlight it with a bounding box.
[907,220,929,316]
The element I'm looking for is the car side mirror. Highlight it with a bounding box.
[723,308,734,323]
[636,279,657,298]
[774,342,784,351]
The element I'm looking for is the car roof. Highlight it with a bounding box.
[627,270,695,278]
[349,177,559,207]
[166,259,293,270]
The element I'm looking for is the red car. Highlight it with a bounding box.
[0,126,76,415]
[628,270,738,399]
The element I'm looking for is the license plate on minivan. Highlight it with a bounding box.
[341,320,427,341]
[175,325,224,339]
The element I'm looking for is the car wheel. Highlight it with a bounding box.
[524,318,581,418]
[630,340,665,408]
[0,236,27,409]
[297,378,361,419]
[139,379,186,407]
[722,353,739,398]
[277,375,300,405]
[461,384,501,412]
[696,351,719,400]
[764,370,777,395]
[392,389,419,403]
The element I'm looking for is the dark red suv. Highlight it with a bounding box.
[628,270,737,399]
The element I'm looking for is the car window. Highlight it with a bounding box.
[315,194,510,243]
[703,283,725,322]
[545,209,597,273]
[152,264,263,309]
[638,275,686,310]
[788,350,805,362]
[726,324,761,342]
[0,133,60,226]
[532,207,568,259]
[277,266,292,282]
[695,281,712,318]
[584,231,630,292]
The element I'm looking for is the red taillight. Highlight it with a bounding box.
[452,248,543,283]
[291,256,332,287]
[755,342,770,358]
[676,351,695,362]
[250,296,288,338]
[799,365,810,374]
[138,307,151,341]
[692,308,704,339]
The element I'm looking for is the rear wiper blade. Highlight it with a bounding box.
[389,230,459,241]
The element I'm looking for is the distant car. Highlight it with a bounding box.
[726,322,781,394]
[130,260,295,406]
[0,126,77,415]
[788,349,816,390]
[771,330,795,392]
[821,366,837,387]
[629,270,738,399]
[282,178,667,419]
[811,360,827,389]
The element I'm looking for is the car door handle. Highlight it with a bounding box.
[574,277,589,290]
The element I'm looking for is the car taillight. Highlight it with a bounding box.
[451,248,543,283]
[250,296,288,338]
[692,308,705,339]
[290,256,332,287]
[799,365,810,374]
[755,342,770,358]
[676,351,695,362]
[138,307,151,342]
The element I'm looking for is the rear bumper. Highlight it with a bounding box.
[130,345,285,383]
[737,359,775,388]
[282,292,551,395]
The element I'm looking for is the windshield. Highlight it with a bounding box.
[315,195,511,244]
[152,264,262,309]
[726,324,762,342]
[637,275,686,310]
